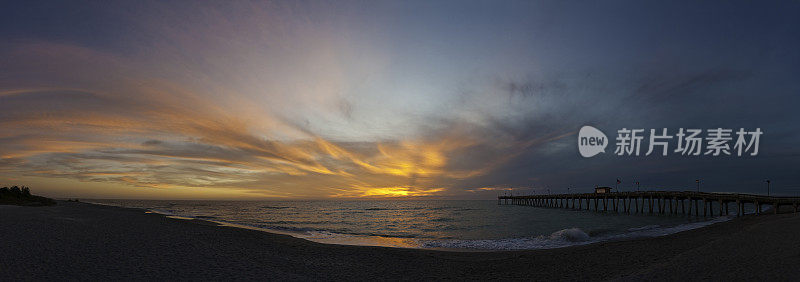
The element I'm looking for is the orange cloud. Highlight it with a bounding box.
[0,40,566,200]
[331,185,445,198]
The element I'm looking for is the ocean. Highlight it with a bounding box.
[89,199,733,250]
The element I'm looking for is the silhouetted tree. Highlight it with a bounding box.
[0,185,55,205]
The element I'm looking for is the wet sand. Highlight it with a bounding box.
[1,201,799,280]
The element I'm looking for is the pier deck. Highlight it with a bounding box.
[498,191,800,217]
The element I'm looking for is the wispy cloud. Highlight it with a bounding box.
[1,1,798,198]
[0,42,544,198]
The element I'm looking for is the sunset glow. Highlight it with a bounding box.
[1,1,798,200]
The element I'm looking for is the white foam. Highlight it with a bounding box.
[627,224,660,231]
[297,231,421,248]
[607,216,732,240]
[192,216,735,251]
[548,227,590,242]
[165,215,194,220]
[420,216,734,250]
[421,228,594,250]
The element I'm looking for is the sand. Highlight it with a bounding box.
[1,201,799,280]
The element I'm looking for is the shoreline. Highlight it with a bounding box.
[2,201,799,280]
[83,199,735,251]
[85,200,486,252]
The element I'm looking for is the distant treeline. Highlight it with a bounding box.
[0,186,56,206]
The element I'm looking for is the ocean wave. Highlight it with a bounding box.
[428,206,456,210]
[89,200,735,251]
[548,228,590,242]
[261,206,292,209]
[258,220,333,225]
[627,224,660,231]
[147,209,177,216]
[259,225,322,233]
[420,216,734,250]
[607,216,732,240]
[421,228,593,250]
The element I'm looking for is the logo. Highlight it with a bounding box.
[578,125,762,158]
[578,126,608,158]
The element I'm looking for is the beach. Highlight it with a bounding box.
[2,201,799,280]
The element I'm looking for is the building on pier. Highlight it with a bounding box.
[595,187,612,194]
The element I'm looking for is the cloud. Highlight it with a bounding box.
[1,1,799,199]
[141,140,162,146]
[0,42,541,198]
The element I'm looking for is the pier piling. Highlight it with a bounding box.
[498,191,800,218]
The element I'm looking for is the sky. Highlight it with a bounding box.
[1,0,799,199]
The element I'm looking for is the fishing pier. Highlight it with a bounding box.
[498,191,800,217]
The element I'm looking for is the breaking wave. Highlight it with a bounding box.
[420,216,733,250]
[421,228,593,250]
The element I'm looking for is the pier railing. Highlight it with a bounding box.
[498,191,800,217]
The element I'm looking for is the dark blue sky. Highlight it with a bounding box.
[1,1,798,199]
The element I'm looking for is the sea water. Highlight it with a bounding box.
[89,199,732,250]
